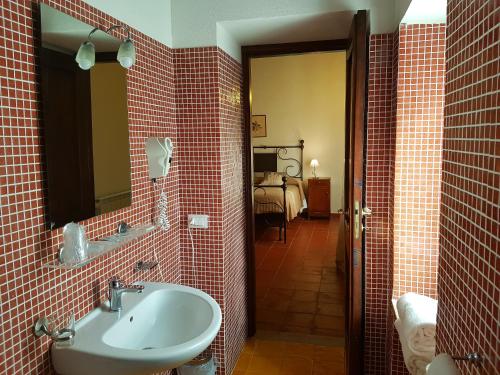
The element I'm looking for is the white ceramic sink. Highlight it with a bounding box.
[51,282,222,375]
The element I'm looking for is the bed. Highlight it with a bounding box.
[253,140,306,243]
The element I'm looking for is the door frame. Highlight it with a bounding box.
[242,38,350,333]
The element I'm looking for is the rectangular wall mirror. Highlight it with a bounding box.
[39,4,132,228]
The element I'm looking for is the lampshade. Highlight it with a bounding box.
[75,41,95,70]
[117,38,136,69]
[310,159,319,167]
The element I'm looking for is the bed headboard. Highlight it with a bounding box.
[253,139,304,180]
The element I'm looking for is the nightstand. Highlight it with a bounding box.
[308,178,331,218]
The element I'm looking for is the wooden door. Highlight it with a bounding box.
[343,10,369,375]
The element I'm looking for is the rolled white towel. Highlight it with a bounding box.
[395,319,434,375]
[426,353,459,375]
[396,293,438,356]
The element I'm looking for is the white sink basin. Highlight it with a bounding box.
[52,282,222,375]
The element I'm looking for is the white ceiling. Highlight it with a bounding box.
[401,0,447,24]
[218,11,355,47]
[77,0,446,61]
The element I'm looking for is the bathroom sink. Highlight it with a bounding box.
[51,282,222,375]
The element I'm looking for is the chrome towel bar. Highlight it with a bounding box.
[452,352,482,365]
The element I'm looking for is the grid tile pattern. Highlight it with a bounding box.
[174,46,226,371]
[365,32,395,375]
[0,0,180,373]
[393,24,446,299]
[219,50,248,375]
[387,26,400,374]
[437,1,499,374]
[174,47,247,374]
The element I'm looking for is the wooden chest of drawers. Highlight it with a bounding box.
[308,178,331,218]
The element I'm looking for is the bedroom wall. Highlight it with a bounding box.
[250,52,346,212]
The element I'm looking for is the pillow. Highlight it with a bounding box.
[260,172,283,185]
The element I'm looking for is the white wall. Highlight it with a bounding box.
[82,0,172,46]
[251,52,346,212]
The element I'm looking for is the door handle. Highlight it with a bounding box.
[354,201,360,239]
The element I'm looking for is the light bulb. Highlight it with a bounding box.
[75,41,95,70]
[117,38,135,69]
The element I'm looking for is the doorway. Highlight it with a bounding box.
[239,10,369,375]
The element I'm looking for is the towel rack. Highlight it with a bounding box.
[452,352,482,365]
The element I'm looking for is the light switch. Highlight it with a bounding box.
[188,214,209,229]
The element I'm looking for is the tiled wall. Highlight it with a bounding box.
[366,24,446,374]
[393,24,446,299]
[218,51,247,374]
[0,0,180,373]
[437,1,499,374]
[175,47,226,368]
[365,32,395,375]
[1,1,246,374]
[174,47,246,374]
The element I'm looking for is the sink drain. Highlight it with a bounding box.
[142,347,155,350]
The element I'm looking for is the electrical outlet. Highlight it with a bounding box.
[188,214,209,229]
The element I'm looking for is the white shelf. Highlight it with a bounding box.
[43,224,156,270]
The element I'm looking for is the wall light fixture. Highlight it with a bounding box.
[75,25,135,70]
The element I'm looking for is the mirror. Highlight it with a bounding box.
[39,4,131,228]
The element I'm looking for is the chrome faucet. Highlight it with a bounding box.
[108,276,144,312]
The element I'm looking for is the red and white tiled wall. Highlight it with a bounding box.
[365,23,446,375]
[437,1,499,373]
[0,1,246,374]
[174,46,247,374]
[1,0,498,374]
[393,24,446,299]
[365,32,395,375]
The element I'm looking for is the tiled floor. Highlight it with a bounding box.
[233,338,345,375]
[254,215,345,337]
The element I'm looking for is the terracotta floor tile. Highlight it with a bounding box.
[280,356,313,374]
[257,321,284,331]
[285,312,315,328]
[283,342,315,358]
[296,281,321,291]
[313,346,344,363]
[317,302,344,317]
[233,352,252,372]
[257,309,286,324]
[292,290,319,302]
[288,300,317,314]
[247,355,283,374]
[314,315,344,331]
[255,216,345,338]
[254,339,288,355]
[313,360,345,375]
[261,296,291,312]
[281,324,314,334]
[242,338,256,354]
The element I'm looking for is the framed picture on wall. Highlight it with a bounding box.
[251,115,267,138]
